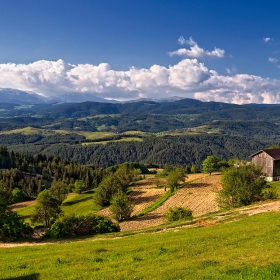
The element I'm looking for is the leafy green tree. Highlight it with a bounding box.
[11,188,26,204]
[202,155,221,175]
[50,180,68,204]
[167,168,185,192]
[33,190,62,227]
[110,191,134,221]
[190,164,197,174]
[73,180,87,194]
[0,211,32,241]
[219,164,267,208]
[0,183,32,241]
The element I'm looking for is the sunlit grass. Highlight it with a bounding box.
[2,212,280,279]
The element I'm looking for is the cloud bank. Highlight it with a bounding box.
[1,38,280,104]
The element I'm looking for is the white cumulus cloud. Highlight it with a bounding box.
[169,37,225,58]
[1,56,280,104]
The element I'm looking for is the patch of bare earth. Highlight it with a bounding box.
[9,200,36,211]
[120,174,221,231]
[98,176,167,217]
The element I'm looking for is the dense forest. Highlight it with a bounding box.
[0,98,279,169]
[0,146,106,199]
[4,134,272,167]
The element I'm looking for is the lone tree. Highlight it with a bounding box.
[219,164,267,208]
[167,168,185,192]
[33,190,62,227]
[110,191,134,221]
[50,180,68,204]
[202,155,221,175]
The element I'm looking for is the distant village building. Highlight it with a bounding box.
[250,149,280,181]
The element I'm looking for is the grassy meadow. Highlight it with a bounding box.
[17,191,101,224]
[2,212,280,279]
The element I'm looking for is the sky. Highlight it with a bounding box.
[1,0,280,104]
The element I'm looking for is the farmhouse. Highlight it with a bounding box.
[251,148,280,181]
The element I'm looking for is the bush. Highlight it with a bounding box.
[47,214,120,238]
[110,191,134,221]
[262,186,278,199]
[166,207,193,222]
[219,164,267,208]
[0,211,32,241]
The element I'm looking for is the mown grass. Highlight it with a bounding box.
[2,212,280,279]
[135,190,172,217]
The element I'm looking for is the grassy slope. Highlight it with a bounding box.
[17,191,101,224]
[1,212,280,279]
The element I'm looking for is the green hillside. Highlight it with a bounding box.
[1,212,280,279]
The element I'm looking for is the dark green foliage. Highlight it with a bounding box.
[166,207,193,222]
[110,191,134,221]
[0,211,32,241]
[32,190,62,227]
[94,165,139,207]
[47,214,120,238]
[0,146,106,199]
[15,134,269,168]
[0,183,32,240]
[50,181,68,204]
[219,164,267,208]
[10,187,27,204]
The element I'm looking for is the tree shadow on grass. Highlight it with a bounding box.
[62,196,93,206]
[2,273,40,280]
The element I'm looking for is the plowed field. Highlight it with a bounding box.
[98,175,167,217]
[120,173,221,231]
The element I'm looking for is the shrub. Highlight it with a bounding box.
[110,191,134,221]
[166,207,193,222]
[47,214,120,238]
[262,186,278,199]
[0,211,32,241]
[219,164,267,208]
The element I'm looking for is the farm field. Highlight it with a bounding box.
[120,173,219,231]
[2,212,280,279]
[15,173,220,232]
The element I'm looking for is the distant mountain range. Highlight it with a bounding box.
[0,88,188,105]
[0,88,117,105]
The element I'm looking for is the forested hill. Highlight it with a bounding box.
[7,134,270,168]
[1,98,280,121]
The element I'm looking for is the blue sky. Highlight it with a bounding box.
[1,0,280,103]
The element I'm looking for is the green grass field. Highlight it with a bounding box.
[17,191,101,225]
[0,126,56,136]
[82,137,143,145]
[2,212,280,279]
